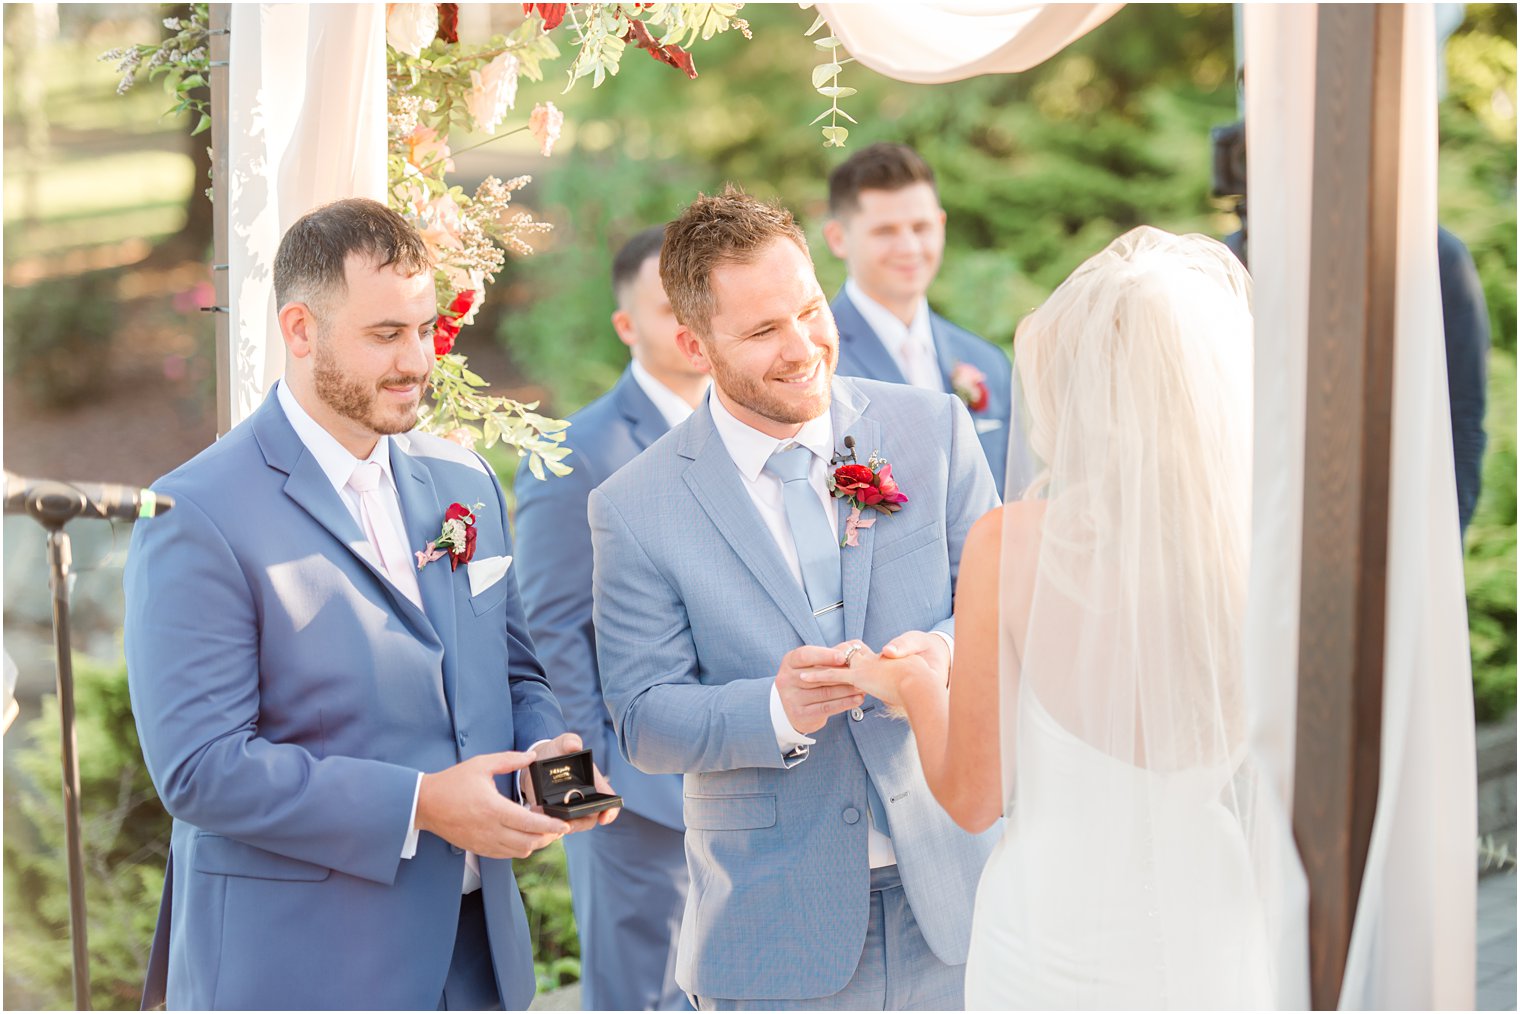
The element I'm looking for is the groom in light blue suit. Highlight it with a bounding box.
[590,190,1000,1009]
[823,143,1013,493]
[516,226,708,1010]
[125,199,613,1010]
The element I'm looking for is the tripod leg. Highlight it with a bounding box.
[47,528,91,1010]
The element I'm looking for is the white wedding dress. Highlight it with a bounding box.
[964,696,1272,1010]
[963,228,1277,1010]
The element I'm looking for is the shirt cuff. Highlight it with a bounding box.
[930,629,954,658]
[401,772,423,859]
[770,681,816,756]
[518,738,555,804]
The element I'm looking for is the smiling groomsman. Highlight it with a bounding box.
[515,226,708,1010]
[823,143,1013,493]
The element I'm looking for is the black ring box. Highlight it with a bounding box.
[527,748,622,820]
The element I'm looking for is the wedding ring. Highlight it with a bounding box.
[563,789,586,804]
[842,643,863,667]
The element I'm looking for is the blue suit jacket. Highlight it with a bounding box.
[124,391,566,1010]
[589,376,1002,1001]
[831,289,1012,493]
[514,367,684,831]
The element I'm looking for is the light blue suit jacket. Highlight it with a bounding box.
[515,367,684,830]
[832,289,1013,493]
[124,390,566,1010]
[589,375,1001,1001]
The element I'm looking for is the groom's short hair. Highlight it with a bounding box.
[274,198,432,313]
[827,143,938,218]
[660,186,810,338]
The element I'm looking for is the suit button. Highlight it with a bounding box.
[850,707,864,721]
[457,731,468,748]
[843,807,861,825]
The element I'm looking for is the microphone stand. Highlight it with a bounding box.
[15,483,103,1011]
[45,523,91,1010]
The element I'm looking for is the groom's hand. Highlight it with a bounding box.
[416,751,569,859]
[776,645,865,736]
[522,732,621,832]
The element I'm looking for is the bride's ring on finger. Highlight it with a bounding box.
[842,643,864,667]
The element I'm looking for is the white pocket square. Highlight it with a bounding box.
[974,418,1005,434]
[467,555,513,597]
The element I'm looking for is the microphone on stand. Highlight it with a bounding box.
[3,471,175,526]
[4,468,176,1008]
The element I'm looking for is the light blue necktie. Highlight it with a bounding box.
[764,445,845,644]
[763,444,891,839]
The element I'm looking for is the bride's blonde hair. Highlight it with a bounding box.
[1011,225,1255,768]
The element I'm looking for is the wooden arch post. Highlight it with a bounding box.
[1292,4,1406,1009]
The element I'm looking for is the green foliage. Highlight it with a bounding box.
[3,657,169,1010]
[1446,5,1518,720]
[515,841,582,992]
[99,4,211,135]
[3,270,122,407]
[500,3,1238,408]
[1468,350,1517,721]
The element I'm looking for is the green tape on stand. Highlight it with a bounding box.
[138,490,157,519]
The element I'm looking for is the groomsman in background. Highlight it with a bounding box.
[824,143,1013,493]
[515,226,708,1011]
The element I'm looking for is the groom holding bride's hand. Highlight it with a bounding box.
[590,187,1000,1010]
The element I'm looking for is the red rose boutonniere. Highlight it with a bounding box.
[828,436,909,547]
[416,501,484,571]
[951,361,990,413]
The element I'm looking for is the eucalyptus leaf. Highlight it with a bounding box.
[811,62,841,90]
[812,37,841,49]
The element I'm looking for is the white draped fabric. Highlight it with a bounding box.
[820,2,1478,1008]
[816,2,1122,83]
[1239,5,1314,1006]
[1333,6,1477,1007]
[226,4,387,428]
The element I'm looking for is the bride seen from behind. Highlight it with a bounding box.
[830,226,1276,1009]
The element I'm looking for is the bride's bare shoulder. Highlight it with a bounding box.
[965,500,1045,558]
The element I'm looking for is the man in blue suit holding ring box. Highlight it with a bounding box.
[125,198,615,1010]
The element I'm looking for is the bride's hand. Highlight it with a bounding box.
[804,642,934,710]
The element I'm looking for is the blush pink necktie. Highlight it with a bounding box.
[347,460,423,610]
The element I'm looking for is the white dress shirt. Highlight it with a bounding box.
[707,392,897,868]
[845,277,946,393]
[275,382,481,893]
[630,358,704,428]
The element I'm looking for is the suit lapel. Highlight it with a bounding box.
[614,368,670,452]
[255,395,439,644]
[679,405,823,646]
[930,312,961,393]
[391,443,459,708]
[833,290,909,385]
[830,381,879,645]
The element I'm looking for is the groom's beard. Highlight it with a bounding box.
[313,340,427,437]
[708,342,836,426]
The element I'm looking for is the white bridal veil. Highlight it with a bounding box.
[993,227,1278,1006]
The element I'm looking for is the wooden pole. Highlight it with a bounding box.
[1293,4,1404,1009]
[209,4,231,436]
